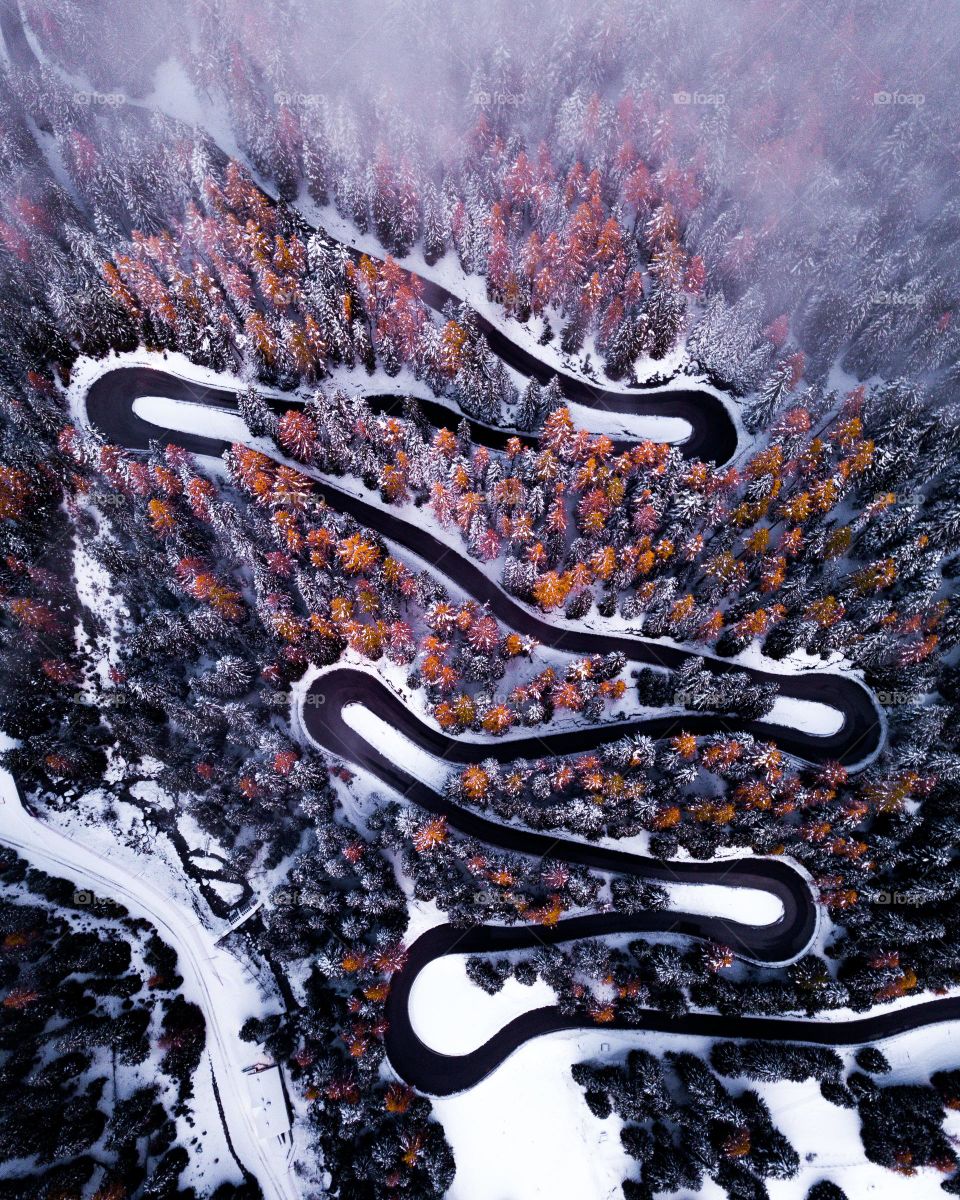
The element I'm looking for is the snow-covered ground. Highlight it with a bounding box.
[433,1029,636,1200]
[764,695,843,737]
[342,702,450,788]
[410,955,559,1054]
[565,401,691,444]
[424,986,960,1200]
[132,393,250,441]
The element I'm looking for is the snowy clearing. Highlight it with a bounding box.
[432,1016,960,1200]
[431,1029,636,1200]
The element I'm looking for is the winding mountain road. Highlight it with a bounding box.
[301,666,818,967]
[298,669,960,1095]
[341,258,738,462]
[385,920,960,1095]
[76,360,935,1098]
[322,244,740,464]
[84,364,883,770]
[0,0,737,468]
[6,0,956,1147]
[3,0,914,1101]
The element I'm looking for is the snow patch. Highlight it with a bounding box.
[430,1029,639,1200]
[342,702,448,789]
[566,398,692,443]
[765,696,844,737]
[410,955,558,1055]
[133,394,249,442]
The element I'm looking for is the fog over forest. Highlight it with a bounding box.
[15,0,960,392]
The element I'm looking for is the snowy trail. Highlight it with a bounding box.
[0,772,300,1200]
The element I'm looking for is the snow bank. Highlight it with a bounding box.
[764,696,844,737]
[133,394,249,442]
[342,702,450,789]
[566,398,692,443]
[664,881,783,925]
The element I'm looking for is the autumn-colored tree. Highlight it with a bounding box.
[338,533,381,574]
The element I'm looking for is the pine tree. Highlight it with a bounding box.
[516,379,543,431]
[237,384,276,439]
[423,184,448,265]
[746,354,805,433]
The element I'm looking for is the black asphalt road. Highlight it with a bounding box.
[408,276,739,464]
[7,0,945,1119]
[19,0,915,1083]
[80,366,877,1085]
[85,365,884,771]
[303,667,816,963]
[297,671,948,1098]
[283,228,740,463]
[385,920,960,1095]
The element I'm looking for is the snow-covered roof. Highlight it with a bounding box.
[246,1066,290,1142]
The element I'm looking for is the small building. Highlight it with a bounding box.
[245,1063,292,1144]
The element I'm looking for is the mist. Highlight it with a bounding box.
[10,0,959,398]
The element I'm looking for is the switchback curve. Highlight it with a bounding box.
[336,253,739,464]
[79,363,899,1095]
[296,671,954,1098]
[384,921,960,1095]
[301,666,816,964]
[7,0,949,1133]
